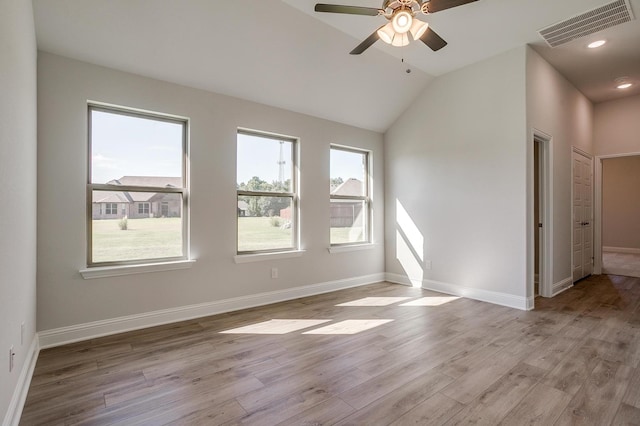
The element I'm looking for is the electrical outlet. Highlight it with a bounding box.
[9,346,15,372]
[271,267,278,279]
[425,260,432,270]
[21,322,25,346]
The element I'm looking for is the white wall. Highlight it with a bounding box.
[593,94,640,156]
[384,47,529,308]
[0,0,38,422]
[526,47,594,292]
[602,156,640,250]
[37,52,384,333]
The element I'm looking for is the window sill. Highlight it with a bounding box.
[328,243,378,254]
[234,250,305,264]
[80,259,196,279]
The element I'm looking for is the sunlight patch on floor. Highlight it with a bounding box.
[336,297,413,307]
[399,296,460,306]
[302,319,393,335]
[220,319,331,334]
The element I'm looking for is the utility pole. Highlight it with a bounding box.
[278,140,285,185]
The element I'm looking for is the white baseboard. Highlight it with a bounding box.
[385,273,529,310]
[38,273,385,349]
[3,336,39,426]
[603,246,640,254]
[552,276,573,296]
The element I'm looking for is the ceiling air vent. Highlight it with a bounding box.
[538,0,635,47]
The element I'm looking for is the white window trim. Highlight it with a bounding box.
[330,145,372,246]
[234,250,305,264]
[328,243,379,254]
[236,129,299,255]
[80,259,196,279]
[87,103,190,268]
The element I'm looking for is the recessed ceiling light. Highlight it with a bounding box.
[615,77,633,89]
[588,40,606,48]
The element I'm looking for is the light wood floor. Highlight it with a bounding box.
[21,275,640,425]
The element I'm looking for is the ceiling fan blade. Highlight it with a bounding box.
[314,4,381,16]
[425,0,477,13]
[350,27,383,55]
[419,27,447,51]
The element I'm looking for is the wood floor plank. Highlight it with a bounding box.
[274,397,355,426]
[611,403,640,426]
[335,370,453,425]
[443,362,545,425]
[389,392,464,426]
[19,275,640,426]
[499,383,572,425]
[441,342,532,404]
[555,359,634,425]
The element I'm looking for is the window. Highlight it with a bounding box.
[88,105,188,266]
[237,130,297,253]
[105,203,117,215]
[138,202,150,215]
[330,146,370,245]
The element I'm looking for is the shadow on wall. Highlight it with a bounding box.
[396,199,424,287]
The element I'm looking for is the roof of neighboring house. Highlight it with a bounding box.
[93,176,182,203]
[331,178,363,196]
[108,176,182,188]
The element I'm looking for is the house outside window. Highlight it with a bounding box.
[330,145,371,245]
[105,203,118,215]
[88,104,188,266]
[236,130,298,253]
[138,202,150,215]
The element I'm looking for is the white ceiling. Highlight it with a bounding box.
[33,0,640,132]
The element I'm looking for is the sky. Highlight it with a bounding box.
[91,110,183,184]
[90,109,366,186]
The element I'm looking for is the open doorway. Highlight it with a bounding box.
[597,154,640,277]
[532,131,552,299]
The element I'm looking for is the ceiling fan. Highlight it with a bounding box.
[315,0,478,54]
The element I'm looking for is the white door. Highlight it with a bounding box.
[573,150,593,282]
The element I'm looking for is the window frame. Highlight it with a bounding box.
[138,202,151,215]
[86,103,189,268]
[329,145,372,246]
[236,129,299,255]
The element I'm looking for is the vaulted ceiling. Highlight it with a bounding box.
[33,0,640,132]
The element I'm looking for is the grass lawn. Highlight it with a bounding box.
[92,217,365,262]
[330,227,364,245]
[92,217,182,263]
[238,217,293,252]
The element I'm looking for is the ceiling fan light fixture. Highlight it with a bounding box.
[409,19,429,40]
[392,10,413,34]
[377,22,395,44]
[391,32,410,47]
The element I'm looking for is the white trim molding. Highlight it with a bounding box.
[38,273,385,349]
[234,250,305,264]
[3,336,39,426]
[603,246,640,254]
[552,276,573,296]
[594,151,640,275]
[80,259,196,279]
[385,273,530,310]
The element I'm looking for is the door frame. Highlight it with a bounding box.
[572,147,593,282]
[594,151,640,274]
[531,130,553,300]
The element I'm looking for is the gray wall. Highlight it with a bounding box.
[0,0,38,421]
[37,52,385,331]
[602,156,640,250]
[526,47,594,290]
[384,47,528,302]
